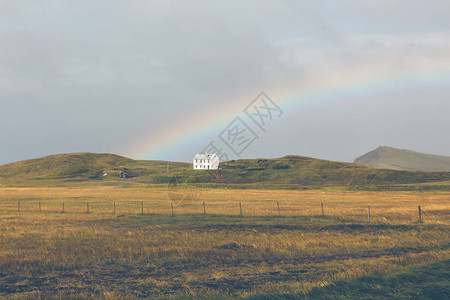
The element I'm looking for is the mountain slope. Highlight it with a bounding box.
[355,146,450,172]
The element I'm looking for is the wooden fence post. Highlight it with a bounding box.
[368,205,371,222]
[18,201,20,212]
[39,201,41,212]
[141,201,144,215]
[418,206,422,223]
[171,202,174,216]
[203,201,206,215]
[277,201,280,216]
[321,203,324,216]
[113,202,116,214]
[239,202,243,217]
[62,203,65,213]
[86,203,89,214]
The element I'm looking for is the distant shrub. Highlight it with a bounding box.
[193,175,212,183]
[59,167,90,176]
[221,164,246,169]
[152,176,171,183]
[217,243,254,249]
[272,163,290,170]
[367,174,376,180]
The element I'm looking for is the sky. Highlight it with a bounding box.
[1,0,449,165]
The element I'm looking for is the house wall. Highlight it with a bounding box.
[210,156,219,169]
[193,159,212,169]
[193,155,219,170]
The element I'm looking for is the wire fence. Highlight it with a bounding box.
[1,200,448,224]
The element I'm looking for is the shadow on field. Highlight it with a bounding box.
[247,259,450,300]
[87,214,444,234]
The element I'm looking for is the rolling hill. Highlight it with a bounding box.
[355,146,450,172]
[0,153,189,184]
[1,152,450,190]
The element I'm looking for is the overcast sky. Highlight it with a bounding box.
[1,0,449,165]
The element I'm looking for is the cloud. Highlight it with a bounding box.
[0,1,449,164]
[353,0,450,29]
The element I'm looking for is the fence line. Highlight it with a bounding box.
[0,200,445,223]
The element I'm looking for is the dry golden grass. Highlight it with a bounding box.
[0,187,448,298]
[0,187,448,222]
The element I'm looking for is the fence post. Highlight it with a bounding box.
[277,201,280,216]
[418,206,422,223]
[203,201,206,215]
[141,201,144,215]
[18,201,20,212]
[367,205,371,222]
[171,202,174,216]
[86,203,89,214]
[239,202,243,217]
[62,203,65,213]
[321,203,324,216]
[39,201,41,212]
[113,202,116,214]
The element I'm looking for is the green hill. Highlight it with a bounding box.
[355,146,450,171]
[1,152,450,190]
[0,153,189,185]
[0,153,134,180]
[173,155,450,190]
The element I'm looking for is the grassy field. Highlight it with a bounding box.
[0,187,449,298]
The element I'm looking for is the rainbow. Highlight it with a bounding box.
[126,58,450,161]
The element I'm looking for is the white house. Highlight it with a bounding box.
[193,153,219,170]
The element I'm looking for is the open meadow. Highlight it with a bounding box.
[0,187,449,298]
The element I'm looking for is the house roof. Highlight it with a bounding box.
[194,153,217,160]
